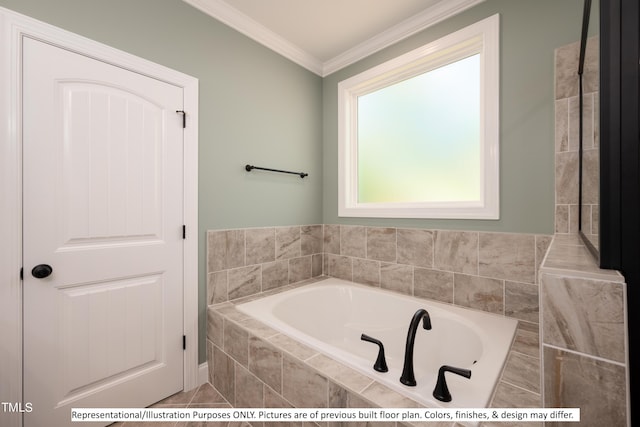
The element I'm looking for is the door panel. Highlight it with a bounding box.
[60,82,165,245]
[23,37,184,427]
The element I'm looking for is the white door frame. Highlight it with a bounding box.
[0,8,199,427]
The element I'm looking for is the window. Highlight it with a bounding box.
[338,14,499,219]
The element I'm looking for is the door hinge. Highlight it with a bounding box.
[20,267,23,280]
[176,110,186,128]
[182,225,186,239]
[183,335,186,350]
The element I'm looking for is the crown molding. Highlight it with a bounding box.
[183,0,323,75]
[182,0,485,77]
[322,0,485,76]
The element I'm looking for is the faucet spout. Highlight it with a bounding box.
[399,308,431,386]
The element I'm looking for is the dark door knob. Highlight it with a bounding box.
[31,264,53,279]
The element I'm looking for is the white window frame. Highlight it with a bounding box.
[338,14,500,219]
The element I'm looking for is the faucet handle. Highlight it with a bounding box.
[432,365,472,402]
[360,334,389,372]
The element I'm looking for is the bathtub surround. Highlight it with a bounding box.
[207,278,542,427]
[208,225,552,323]
[207,224,547,425]
[539,235,628,427]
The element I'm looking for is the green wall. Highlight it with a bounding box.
[0,0,323,364]
[322,0,583,234]
[3,0,585,365]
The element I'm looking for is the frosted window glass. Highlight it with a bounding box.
[357,54,481,203]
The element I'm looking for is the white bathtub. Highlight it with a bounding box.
[236,278,517,409]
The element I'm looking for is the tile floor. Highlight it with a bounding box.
[108,382,233,427]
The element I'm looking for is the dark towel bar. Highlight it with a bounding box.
[245,164,308,178]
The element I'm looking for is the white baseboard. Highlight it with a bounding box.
[198,362,209,386]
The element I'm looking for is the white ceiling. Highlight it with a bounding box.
[182,0,484,76]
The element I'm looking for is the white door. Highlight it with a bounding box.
[22,37,185,427]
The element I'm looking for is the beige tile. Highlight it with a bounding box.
[206,339,215,384]
[301,225,323,255]
[327,254,352,281]
[367,227,397,262]
[264,385,293,408]
[352,258,380,287]
[568,203,580,234]
[490,381,541,408]
[380,263,412,295]
[544,347,626,427]
[592,205,599,236]
[583,36,599,94]
[189,383,228,405]
[346,393,375,408]
[541,275,625,362]
[511,321,540,359]
[224,319,249,366]
[239,318,279,340]
[307,354,374,393]
[555,151,579,205]
[504,281,538,323]
[501,352,539,394]
[594,91,600,148]
[555,98,569,153]
[582,147,599,205]
[323,224,340,255]
[207,309,224,347]
[228,265,261,300]
[328,381,348,408]
[282,355,328,408]
[289,256,312,284]
[555,205,569,234]
[535,235,553,282]
[434,231,478,275]
[568,95,580,152]
[235,364,265,408]
[214,303,251,323]
[397,228,433,268]
[479,233,535,284]
[207,229,245,273]
[269,333,317,361]
[311,254,323,277]
[276,226,301,260]
[453,274,503,315]
[207,271,228,305]
[212,345,235,406]
[341,225,366,258]
[583,93,595,150]
[581,204,593,235]
[246,228,276,265]
[555,41,579,99]
[262,260,289,291]
[414,268,453,304]
[249,336,282,393]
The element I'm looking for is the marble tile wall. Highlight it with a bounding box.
[554,36,599,235]
[206,224,550,425]
[323,225,552,324]
[539,235,628,427]
[206,225,324,304]
[208,225,552,329]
